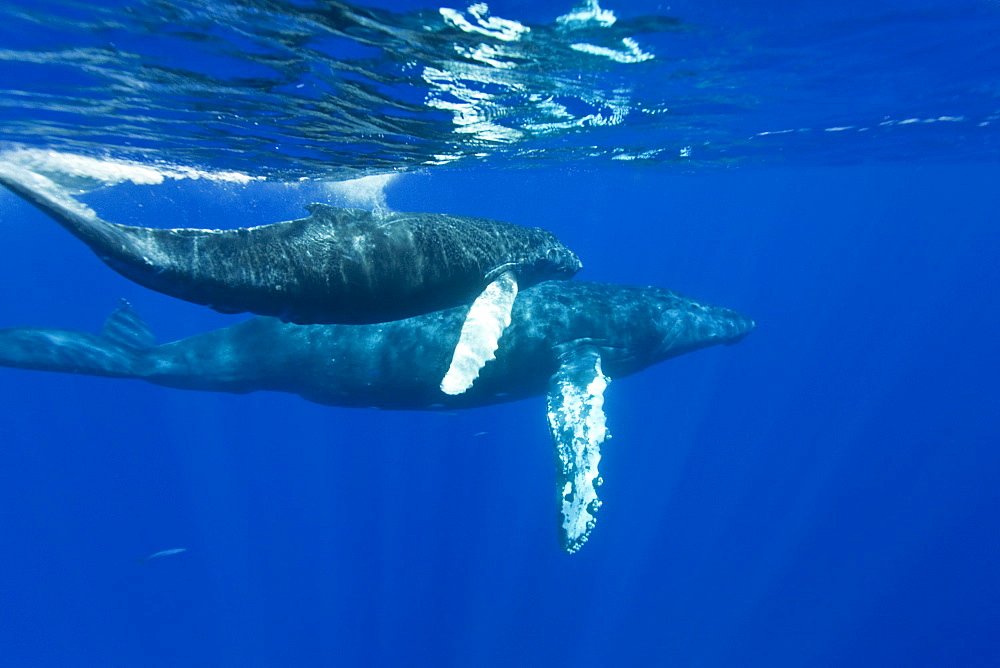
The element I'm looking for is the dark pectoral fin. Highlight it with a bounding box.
[546,344,611,554]
[440,270,518,395]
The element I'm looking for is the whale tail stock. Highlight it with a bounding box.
[0,301,153,380]
[0,163,134,259]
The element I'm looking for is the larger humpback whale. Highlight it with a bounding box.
[0,281,754,552]
[0,165,582,394]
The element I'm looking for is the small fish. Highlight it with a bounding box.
[136,548,187,564]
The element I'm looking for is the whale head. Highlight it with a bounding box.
[589,285,754,377]
[536,283,754,381]
[653,292,756,361]
[508,227,583,285]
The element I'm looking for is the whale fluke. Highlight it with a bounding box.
[102,299,156,349]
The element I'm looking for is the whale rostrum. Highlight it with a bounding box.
[0,165,582,394]
[0,280,755,553]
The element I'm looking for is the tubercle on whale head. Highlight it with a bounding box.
[509,231,582,286]
[654,298,756,359]
[543,245,583,278]
[722,310,756,345]
[503,225,580,281]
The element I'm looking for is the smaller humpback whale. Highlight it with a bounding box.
[0,281,754,552]
[0,165,582,395]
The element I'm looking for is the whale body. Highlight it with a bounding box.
[0,165,582,395]
[0,280,754,552]
[0,166,581,325]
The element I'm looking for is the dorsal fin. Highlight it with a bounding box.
[304,203,373,220]
[301,203,407,231]
[101,299,156,350]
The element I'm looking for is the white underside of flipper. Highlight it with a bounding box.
[440,270,518,395]
[546,344,610,554]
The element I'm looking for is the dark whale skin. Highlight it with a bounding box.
[0,169,582,324]
[0,281,756,411]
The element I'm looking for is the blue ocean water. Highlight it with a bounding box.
[0,1,998,666]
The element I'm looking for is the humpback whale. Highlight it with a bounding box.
[0,281,754,552]
[0,165,582,394]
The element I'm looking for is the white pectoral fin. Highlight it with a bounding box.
[440,270,518,395]
[546,344,611,554]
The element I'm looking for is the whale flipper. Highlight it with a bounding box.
[546,343,610,554]
[440,270,518,395]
